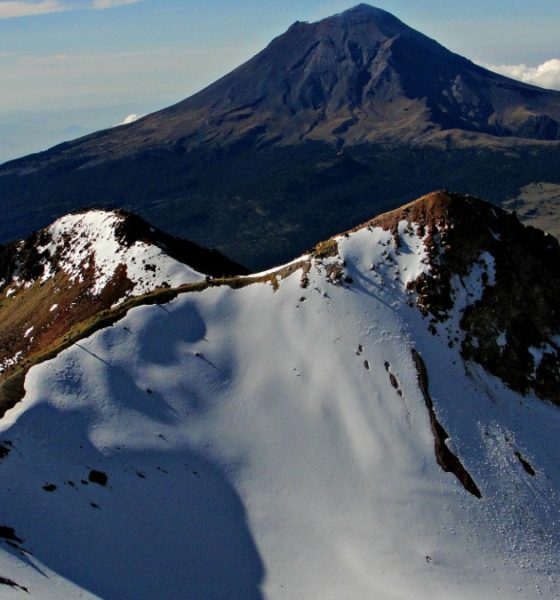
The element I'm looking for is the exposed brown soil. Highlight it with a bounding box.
[0,265,134,385]
[314,239,339,260]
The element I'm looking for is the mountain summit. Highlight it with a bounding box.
[1,5,560,269]
[162,2,560,145]
[9,2,560,164]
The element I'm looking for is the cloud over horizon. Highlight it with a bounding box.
[0,0,65,19]
[0,0,142,19]
[92,0,141,8]
[484,59,560,91]
[115,113,142,126]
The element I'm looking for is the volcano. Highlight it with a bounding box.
[1,4,560,269]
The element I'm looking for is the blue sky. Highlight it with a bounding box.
[0,0,559,162]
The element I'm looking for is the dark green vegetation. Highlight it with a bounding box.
[1,141,559,271]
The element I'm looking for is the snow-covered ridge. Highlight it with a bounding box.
[359,190,560,404]
[0,193,560,600]
[7,209,204,301]
[0,208,246,378]
[0,192,559,598]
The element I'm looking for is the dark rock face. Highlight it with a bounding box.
[1,4,560,270]
[71,5,560,150]
[371,191,560,406]
[412,349,482,498]
[112,211,248,278]
[88,470,108,487]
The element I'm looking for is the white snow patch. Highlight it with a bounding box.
[529,346,543,364]
[450,251,496,315]
[0,351,22,373]
[337,220,432,297]
[251,254,311,278]
[35,210,205,302]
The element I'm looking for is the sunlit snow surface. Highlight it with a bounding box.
[0,222,558,599]
[5,210,204,300]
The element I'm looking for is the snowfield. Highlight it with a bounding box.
[0,218,558,599]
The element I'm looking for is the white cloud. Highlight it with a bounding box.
[0,0,65,19]
[115,113,142,126]
[484,59,560,91]
[0,0,143,19]
[92,0,141,8]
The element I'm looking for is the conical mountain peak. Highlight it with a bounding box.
[330,3,411,29]
[5,3,560,167]
[341,3,387,15]
[20,1,556,161]
[291,3,420,47]
[286,4,408,37]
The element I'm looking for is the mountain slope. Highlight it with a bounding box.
[0,209,247,413]
[1,5,560,269]
[0,192,558,599]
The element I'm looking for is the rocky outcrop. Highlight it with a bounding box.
[368,190,560,405]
